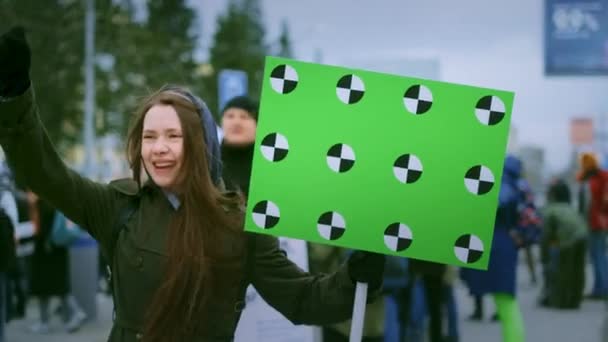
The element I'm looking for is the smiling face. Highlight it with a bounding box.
[141,104,184,191]
[221,107,257,146]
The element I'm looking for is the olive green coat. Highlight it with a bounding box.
[0,88,357,341]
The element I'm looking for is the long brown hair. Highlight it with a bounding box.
[126,87,242,341]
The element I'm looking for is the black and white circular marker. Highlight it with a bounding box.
[317,211,346,241]
[454,234,484,264]
[252,200,280,229]
[393,154,423,184]
[327,144,356,173]
[270,64,299,94]
[464,165,495,195]
[475,95,505,126]
[336,74,365,104]
[403,85,433,115]
[260,133,289,162]
[383,223,413,252]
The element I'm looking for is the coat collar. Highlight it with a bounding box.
[142,180,181,211]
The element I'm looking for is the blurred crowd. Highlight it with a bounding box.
[1,95,608,342]
[0,163,89,339]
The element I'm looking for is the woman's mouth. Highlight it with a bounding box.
[153,161,176,172]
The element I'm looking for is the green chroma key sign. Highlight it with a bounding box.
[244,56,514,270]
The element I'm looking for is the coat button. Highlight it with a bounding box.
[136,332,143,340]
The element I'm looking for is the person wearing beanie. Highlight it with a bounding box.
[220,97,388,342]
[577,152,608,299]
[220,95,258,197]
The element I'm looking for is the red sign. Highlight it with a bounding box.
[570,118,594,145]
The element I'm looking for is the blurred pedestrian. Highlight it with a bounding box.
[460,155,526,342]
[0,181,17,342]
[539,178,586,309]
[220,95,258,197]
[519,177,539,287]
[0,27,385,342]
[404,260,450,342]
[0,165,26,322]
[577,152,608,299]
[26,193,86,333]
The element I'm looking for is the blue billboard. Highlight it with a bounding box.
[545,0,608,75]
[218,69,248,113]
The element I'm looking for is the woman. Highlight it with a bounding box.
[0,27,384,342]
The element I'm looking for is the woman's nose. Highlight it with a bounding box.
[152,138,169,153]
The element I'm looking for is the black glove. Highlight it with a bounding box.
[347,250,385,290]
[0,26,31,97]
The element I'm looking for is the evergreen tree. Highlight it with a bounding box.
[206,0,268,116]
[1,0,85,151]
[2,1,201,145]
[96,0,199,135]
[276,19,293,58]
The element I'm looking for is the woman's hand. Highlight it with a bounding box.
[0,26,31,98]
[347,250,385,290]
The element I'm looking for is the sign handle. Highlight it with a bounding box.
[349,282,368,342]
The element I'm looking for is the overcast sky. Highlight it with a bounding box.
[192,0,608,173]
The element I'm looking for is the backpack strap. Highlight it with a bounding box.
[233,233,256,322]
[107,178,140,262]
[109,196,139,261]
[107,187,140,321]
[108,196,139,321]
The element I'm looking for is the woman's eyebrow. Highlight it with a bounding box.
[142,128,181,134]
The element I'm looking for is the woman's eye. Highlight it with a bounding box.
[169,134,182,139]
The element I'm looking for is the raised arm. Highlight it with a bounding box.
[0,27,121,246]
[249,234,384,325]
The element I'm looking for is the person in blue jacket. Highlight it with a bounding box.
[460,155,525,342]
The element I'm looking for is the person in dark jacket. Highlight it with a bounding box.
[220,96,388,341]
[460,155,525,342]
[220,95,258,196]
[0,27,385,342]
[0,205,16,342]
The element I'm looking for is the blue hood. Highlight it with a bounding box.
[503,155,522,182]
[190,94,222,186]
[160,85,222,186]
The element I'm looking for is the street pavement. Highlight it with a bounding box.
[5,259,606,342]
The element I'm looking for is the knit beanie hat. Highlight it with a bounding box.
[221,96,259,121]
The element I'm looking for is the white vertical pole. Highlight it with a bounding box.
[84,0,96,177]
[349,282,368,342]
[72,0,99,321]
